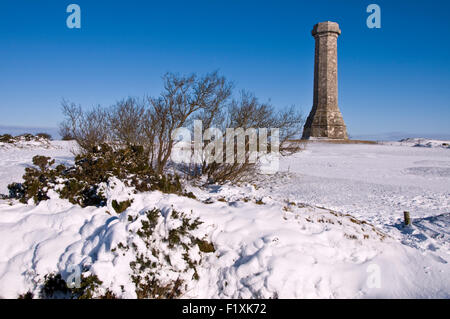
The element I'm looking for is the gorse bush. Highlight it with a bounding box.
[40,273,70,298]
[38,273,115,299]
[0,133,51,144]
[123,207,214,298]
[112,199,133,214]
[8,156,64,203]
[7,144,193,207]
[8,153,104,206]
[18,133,35,141]
[0,134,14,143]
[36,132,52,140]
[20,207,214,299]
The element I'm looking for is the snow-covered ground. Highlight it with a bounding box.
[0,140,76,196]
[260,141,450,225]
[0,140,448,298]
[382,137,450,149]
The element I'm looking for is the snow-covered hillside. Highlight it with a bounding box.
[382,138,450,149]
[0,140,448,298]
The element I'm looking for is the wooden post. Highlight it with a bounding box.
[404,211,411,226]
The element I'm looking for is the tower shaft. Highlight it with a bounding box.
[302,21,348,140]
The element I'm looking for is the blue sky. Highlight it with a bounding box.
[0,0,449,138]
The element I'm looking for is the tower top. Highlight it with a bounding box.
[311,21,341,37]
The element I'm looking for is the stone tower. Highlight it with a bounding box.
[302,21,348,140]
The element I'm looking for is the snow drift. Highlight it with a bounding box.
[0,140,449,298]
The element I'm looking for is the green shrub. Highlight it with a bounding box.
[39,272,115,299]
[36,132,52,140]
[40,273,70,298]
[26,208,215,299]
[18,133,35,141]
[71,274,105,299]
[17,291,34,299]
[112,199,133,214]
[8,144,192,207]
[7,156,59,203]
[196,239,215,253]
[123,208,213,298]
[0,134,14,143]
[255,198,264,205]
[0,133,53,144]
[8,182,25,199]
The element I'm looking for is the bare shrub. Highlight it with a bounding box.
[146,71,232,174]
[198,91,304,183]
[59,126,74,141]
[108,97,146,147]
[60,100,109,153]
[58,71,304,184]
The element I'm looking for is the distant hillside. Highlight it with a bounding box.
[350,132,450,141]
[0,126,60,139]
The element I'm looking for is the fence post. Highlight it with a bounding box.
[403,211,411,227]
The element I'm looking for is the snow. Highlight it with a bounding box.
[382,137,450,149]
[253,142,450,284]
[0,140,76,195]
[0,139,448,298]
[0,135,52,150]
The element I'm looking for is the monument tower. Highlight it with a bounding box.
[302,21,348,140]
